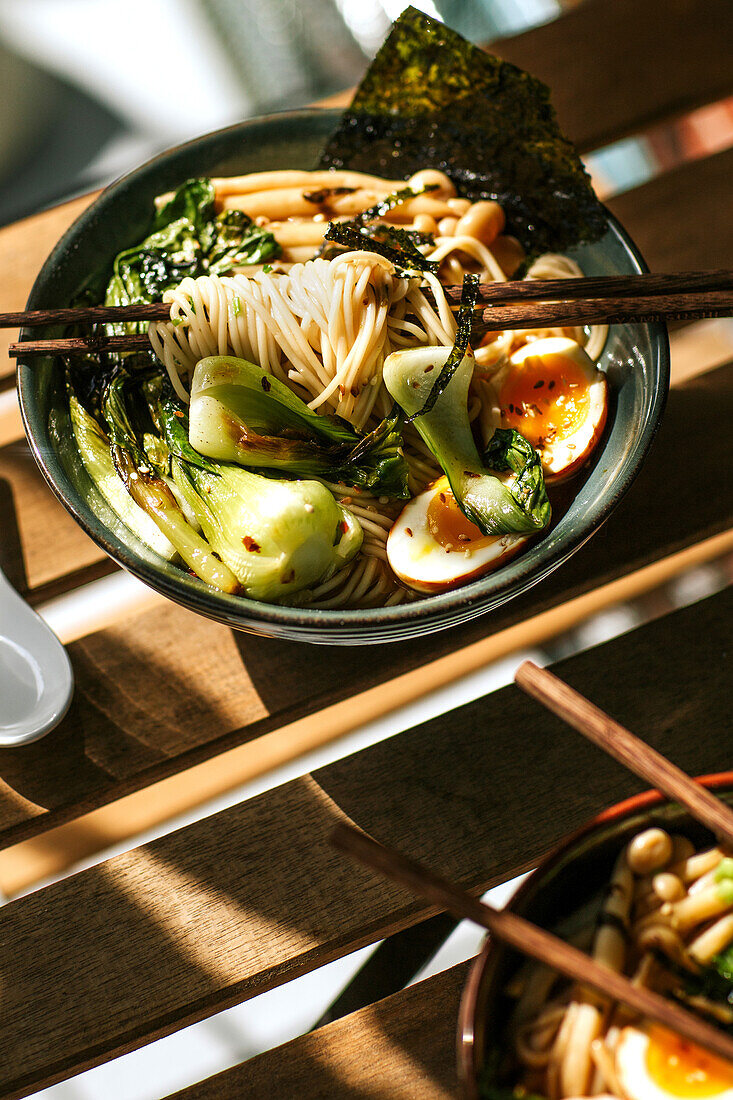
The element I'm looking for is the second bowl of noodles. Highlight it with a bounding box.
[458,776,733,1099]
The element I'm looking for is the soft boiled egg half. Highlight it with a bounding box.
[616,1025,733,1100]
[490,337,608,482]
[387,475,528,593]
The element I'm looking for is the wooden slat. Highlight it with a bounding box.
[3,527,731,895]
[608,147,733,272]
[169,962,470,1099]
[0,361,730,849]
[494,0,733,153]
[0,438,116,601]
[0,191,99,385]
[0,589,729,1099]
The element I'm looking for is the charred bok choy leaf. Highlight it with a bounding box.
[320,6,606,257]
[100,372,241,593]
[383,342,551,535]
[483,429,549,523]
[97,371,364,601]
[69,392,177,559]
[188,355,410,497]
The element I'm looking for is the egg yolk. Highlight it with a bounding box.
[646,1026,733,1097]
[499,353,590,448]
[426,479,497,552]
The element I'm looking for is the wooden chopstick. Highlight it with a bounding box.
[10,334,152,357]
[469,291,733,341]
[0,301,171,329]
[6,270,733,358]
[331,822,733,1062]
[514,661,733,849]
[443,269,733,305]
[9,290,733,358]
[3,270,731,330]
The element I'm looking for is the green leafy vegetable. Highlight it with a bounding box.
[406,272,479,423]
[320,6,606,256]
[655,948,733,1028]
[206,210,280,274]
[113,445,241,593]
[91,366,366,599]
[152,176,214,231]
[188,356,410,497]
[171,458,363,601]
[99,372,240,592]
[156,385,218,474]
[715,858,733,883]
[484,428,551,525]
[712,943,733,985]
[719,880,733,905]
[384,344,551,535]
[103,178,280,335]
[69,393,177,559]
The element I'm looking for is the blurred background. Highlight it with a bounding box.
[0,0,731,227]
[0,0,555,224]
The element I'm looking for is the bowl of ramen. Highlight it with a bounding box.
[17,105,669,644]
[458,776,733,1100]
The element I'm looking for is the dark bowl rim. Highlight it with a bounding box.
[16,106,671,641]
[456,770,733,1098]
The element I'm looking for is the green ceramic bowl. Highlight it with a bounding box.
[18,109,669,645]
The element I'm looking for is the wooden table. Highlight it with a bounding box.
[0,1,731,1095]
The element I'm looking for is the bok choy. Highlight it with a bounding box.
[69,394,177,560]
[104,178,281,331]
[171,460,362,601]
[100,373,241,592]
[93,370,364,601]
[383,345,551,536]
[188,356,410,497]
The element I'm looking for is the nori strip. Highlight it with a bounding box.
[323,222,438,273]
[405,272,479,423]
[319,7,606,257]
[352,182,437,225]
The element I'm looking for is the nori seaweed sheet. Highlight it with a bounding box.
[319,7,606,257]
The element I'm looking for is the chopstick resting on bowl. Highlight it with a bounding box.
[514,661,733,849]
[6,269,733,358]
[331,822,733,1062]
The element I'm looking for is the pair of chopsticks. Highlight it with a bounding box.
[6,269,733,358]
[332,661,733,1063]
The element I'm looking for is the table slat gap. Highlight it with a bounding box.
[167,960,472,1099]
